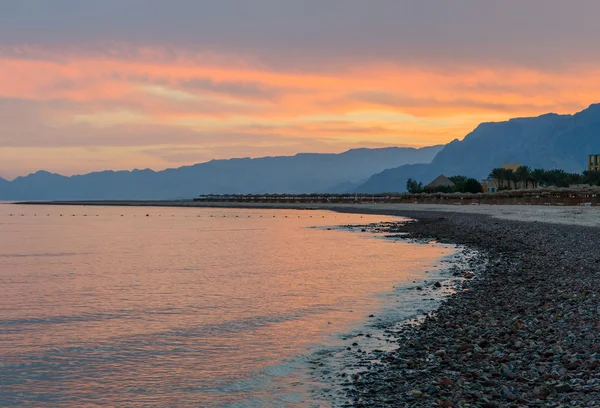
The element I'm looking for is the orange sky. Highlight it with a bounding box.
[2,1,600,178]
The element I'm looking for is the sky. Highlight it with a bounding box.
[2,0,600,179]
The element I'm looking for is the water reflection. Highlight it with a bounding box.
[0,205,452,406]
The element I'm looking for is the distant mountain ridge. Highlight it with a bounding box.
[355,104,600,193]
[0,146,442,200]
[5,103,599,199]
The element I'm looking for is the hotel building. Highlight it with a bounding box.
[589,155,600,171]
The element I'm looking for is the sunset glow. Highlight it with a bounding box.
[2,1,600,178]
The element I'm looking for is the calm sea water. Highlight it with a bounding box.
[0,204,453,407]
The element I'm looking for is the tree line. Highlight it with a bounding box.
[489,166,600,189]
[407,166,600,194]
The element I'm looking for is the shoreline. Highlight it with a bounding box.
[308,233,481,407]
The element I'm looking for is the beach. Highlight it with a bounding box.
[13,201,600,406]
[337,209,600,407]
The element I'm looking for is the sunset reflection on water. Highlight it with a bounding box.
[0,205,453,406]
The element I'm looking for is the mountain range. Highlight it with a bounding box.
[0,146,442,200]
[2,103,599,200]
[355,103,600,193]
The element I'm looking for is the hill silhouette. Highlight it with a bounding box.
[0,146,441,200]
[356,104,600,193]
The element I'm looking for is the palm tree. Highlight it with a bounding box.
[505,169,516,189]
[515,165,531,189]
[582,170,600,186]
[489,168,505,188]
[531,168,546,188]
[549,169,564,186]
[527,173,536,189]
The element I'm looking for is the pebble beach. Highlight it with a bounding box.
[335,209,600,407]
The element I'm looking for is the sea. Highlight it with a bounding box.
[0,204,457,407]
